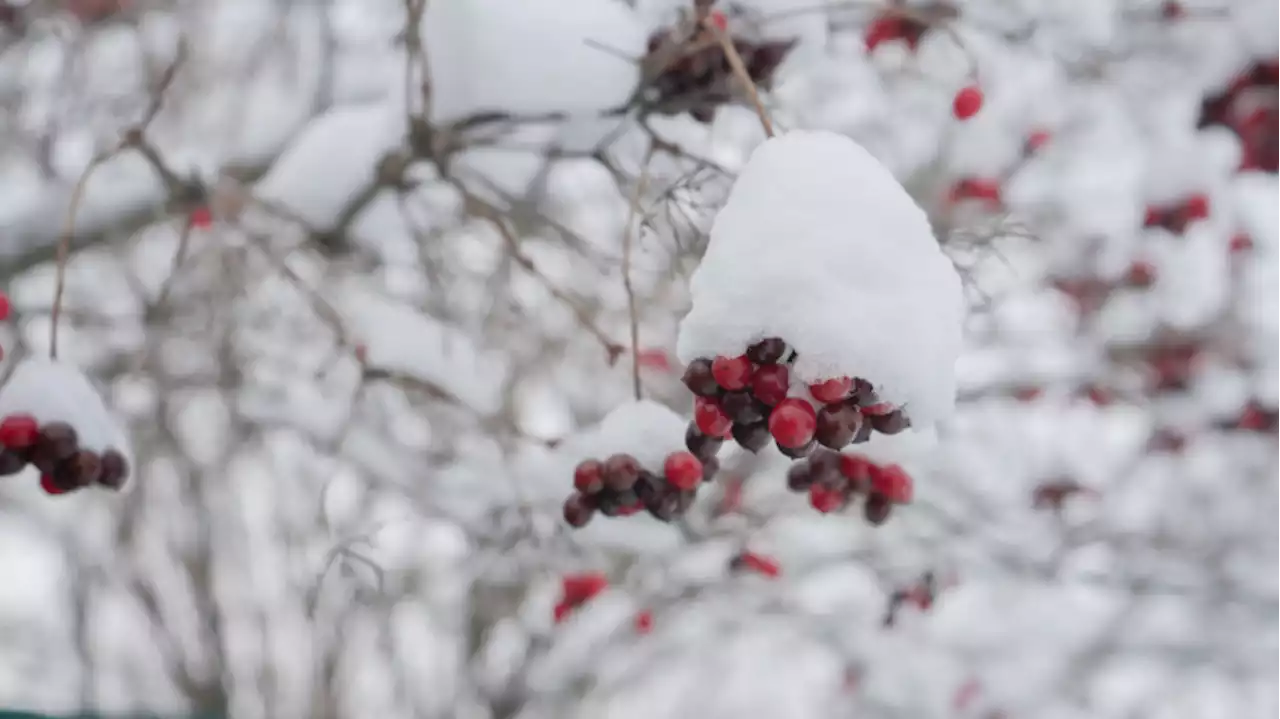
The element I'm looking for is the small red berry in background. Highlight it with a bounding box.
[707,9,727,32]
[809,377,852,404]
[809,483,844,513]
[1182,193,1210,220]
[663,451,703,491]
[0,290,10,321]
[636,348,672,372]
[952,85,984,120]
[553,601,573,624]
[871,464,913,503]
[561,572,608,605]
[189,206,214,229]
[1124,260,1157,288]
[354,343,368,364]
[732,551,782,578]
[1025,129,1052,152]
[711,354,753,390]
[0,414,39,448]
[1160,1,1184,19]
[634,610,654,634]
[1229,233,1253,254]
[39,474,67,495]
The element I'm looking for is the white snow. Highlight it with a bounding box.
[0,357,133,463]
[676,130,966,425]
[556,399,689,474]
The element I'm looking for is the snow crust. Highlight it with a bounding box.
[676,131,966,425]
[0,358,132,462]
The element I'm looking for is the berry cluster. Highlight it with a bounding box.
[682,337,910,460]
[644,14,796,123]
[0,414,129,495]
[784,449,913,524]
[1197,59,1278,173]
[562,448,714,527]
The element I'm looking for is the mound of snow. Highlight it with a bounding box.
[0,358,133,461]
[424,0,644,124]
[676,130,965,425]
[557,399,688,473]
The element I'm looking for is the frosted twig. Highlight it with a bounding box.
[622,147,657,400]
[704,20,774,137]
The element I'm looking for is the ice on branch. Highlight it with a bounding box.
[676,130,965,425]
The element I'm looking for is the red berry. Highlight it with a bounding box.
[39,473,68,495]
[1143,206,1165,228]
[189,206,214,229]
[0,414,39,449]
[573,459,603,494]
[1183,194,1210,220]
[952,85,984,120]
[1025,129,1051,152]
[562,572,608,605]
[0,291,10,321]
[861,401,895,417]
[1230,233,1253,253]
[1160,1,1184,19]
[809,377,852,404]
[694,396,733,438]
[707,9,727,32]
[768,398,817,449]
[1125,261,1156,287]
[634,610,654,633]
[734,552,782,578]
[553,601,573,624]
[838,453,874,489]
[750,364,790,406]
[809,484,845,513]
[870,464,913,503]
[663,451,703,491]
[711,355,753,390]
[563,494,595,527]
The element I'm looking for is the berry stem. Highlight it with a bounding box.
[703,20,774,137]
[622,146,657,401]
[51,149,117,359]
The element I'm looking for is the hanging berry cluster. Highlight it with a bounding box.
[785,449,914,525]
[562,448,716,528]
[0,416,129,495]
[644,11,796,123]
[681,337,910,461]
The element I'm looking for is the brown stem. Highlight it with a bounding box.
[50,152,114,358]
[705,21,774,137]
[622,147,657,401]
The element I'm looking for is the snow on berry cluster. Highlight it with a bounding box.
[682,337,909,459]
[559,400,714,528]
[677,130,964,424]
[0,358,133,496]
[785,449,913,525]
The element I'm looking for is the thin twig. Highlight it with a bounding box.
[704,21,774,137]
[622,147,657,400]
[50,150,117,358]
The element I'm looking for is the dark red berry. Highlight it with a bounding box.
[685,423,723,462]
[573,459,604,494]
[694,396,733,438]
[682,358,722,397]
[98,449,129,489]
[864,494,892,525]
[0,414,39,449]
[0,291,10,322]
[701,455,720,482]
[808,449,844,487]
[851,419,873,444]
[0,448,27,476]
[711,355,753,391]
[731,421,771,452]
[563,494,595,527]
[663,451,703,491]
[815,405,860,448]
[721,391,765,424]
[768,398,817,448]
[30,422,78,474]
[750,364,790,406]
[809,377,852,404]
[839,453,874,491]
[58,450,101,489]
[646,490,681,521]
[562,573,608,604]
[40,473,69,495]
[870,410,909,435]
[603,454,641,491]
[745,338,787,365]
[675,489,698,513]
[1183,193,1210,220]
[786,462,814,492]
